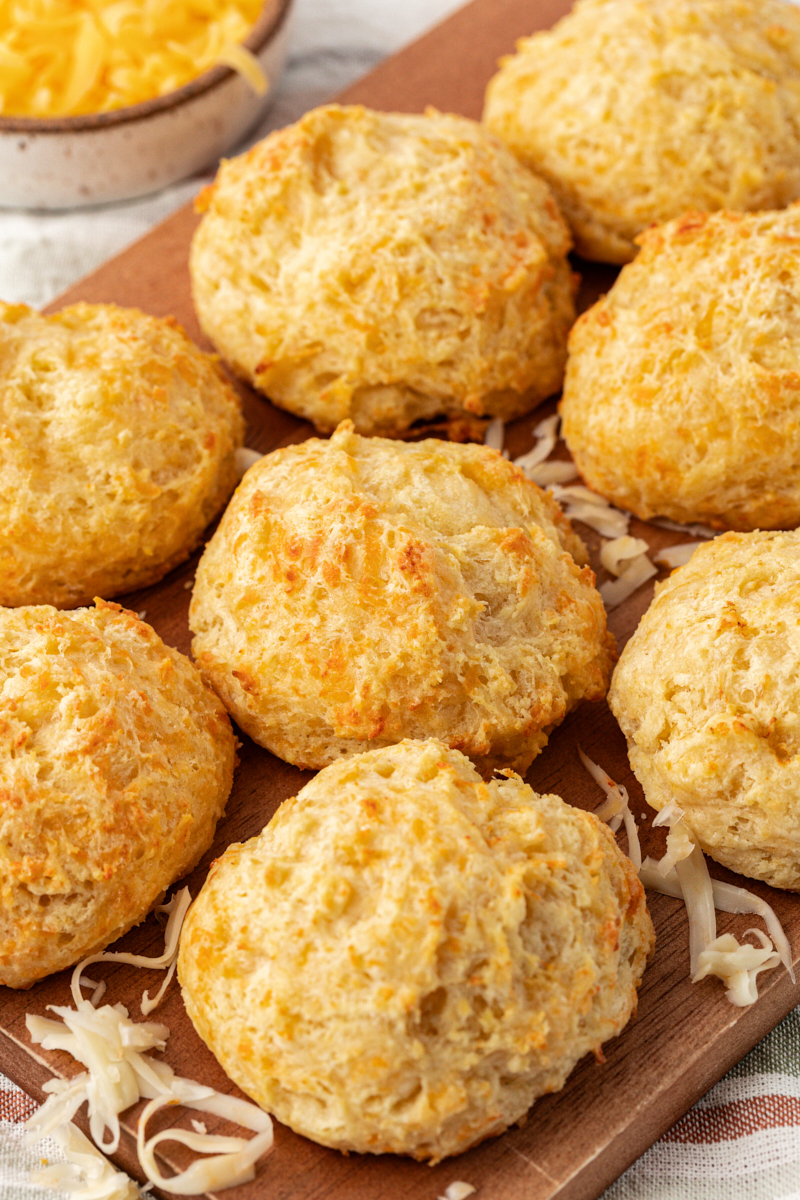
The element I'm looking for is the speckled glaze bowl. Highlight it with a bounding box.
[0,0,293,210]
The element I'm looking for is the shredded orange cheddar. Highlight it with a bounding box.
[0,0,266,117]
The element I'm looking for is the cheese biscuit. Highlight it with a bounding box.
[484,0,800,263]
[561,207,800,530]
[189,423,615,775]
[0,301,244,608]
[179,739,653,1161]
[610,531,800,890]
[190,104,576,437]
[0,600,237,988]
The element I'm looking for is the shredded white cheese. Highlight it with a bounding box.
[579,752,791,1005]
[71,887,191,1015]
[694,931,781,1007]
[651,805,694,876]
[483,417,504,452]
[648,517,717,539]
[600,535,650,576]
[599,552,658,609]
[513,415,578,485]
[513,414,559,474]
[577,747,640,866]
[25,888,274,1195]
[709,880,794,980]
[136,1092,273,1195]
[234,447,263,479]
[548,484,631,538]
[31,1123,140,1199]
[527,460,579,486]
[674,843,719,978]
[597,534,658,609]
[439,1184,477,1200]
[653,542,704,569]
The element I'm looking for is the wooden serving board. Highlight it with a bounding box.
[2,1,800,1198]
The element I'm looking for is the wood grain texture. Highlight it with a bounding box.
[2,1,799,1198]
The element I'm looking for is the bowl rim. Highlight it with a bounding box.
[0,0,292,134]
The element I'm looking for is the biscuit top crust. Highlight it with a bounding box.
[190,104,576,436]
[484,0,800,262]
[178,739,653,1161]
[189,423,615,775]
[609,531,800,890]
[0,600,237,987]
[561,204,800,531]
[0,301,244,608]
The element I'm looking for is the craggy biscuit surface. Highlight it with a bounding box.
[0,301,244,608]
[190,104,576,438]
[484,0,800,263]
[189,423,615,774]
[0,601,237,988]
[561,207,800,531]
[609,532,800,890]
[178,739,653,1161]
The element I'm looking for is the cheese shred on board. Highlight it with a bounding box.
[0,0,266,118]
[579,751,794,1007]
[31,1124,139,1200]
[598,535,657,608]
[24,887,274,1195]
[513,414,578,486]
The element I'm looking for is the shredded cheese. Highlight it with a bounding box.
[71,887,192,1015]
[136,1092,273,1195]
[25,887,274,1195]
[527,460,579,486]
[600,535,650,576]
[234,446,263,480]
[513,415,579,487]
[483,417,504,452]
[694,931,781,1007]
[0,0,266,118]
[597,534,657,609]
[651,805,694,876]
[548,484,630,538]
[599,552,657,608]
[648,517,717,539]
[674,844,718,977]
[213,41,267,94]
[31,1123,140,1200]
[513,414,559,472]
[579,751,792,1006]
[709,880,794,980]
[653,542,704,569]
[577,747,641,866]
[439,1184,477,1200]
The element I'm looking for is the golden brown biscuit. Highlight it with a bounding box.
[178,739,653,1161]
[0,600,237,988]
[0,301,244,608]
[484,0,800,263]
[560,207,800,531]
[609,531,800,890]
[189,423,615,775]
[189,104,576,438]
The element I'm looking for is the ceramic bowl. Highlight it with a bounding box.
[0,0,293,210]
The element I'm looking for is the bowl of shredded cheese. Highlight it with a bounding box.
[0,0,293,208]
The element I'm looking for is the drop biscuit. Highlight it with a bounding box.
[178,739,653,1161]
